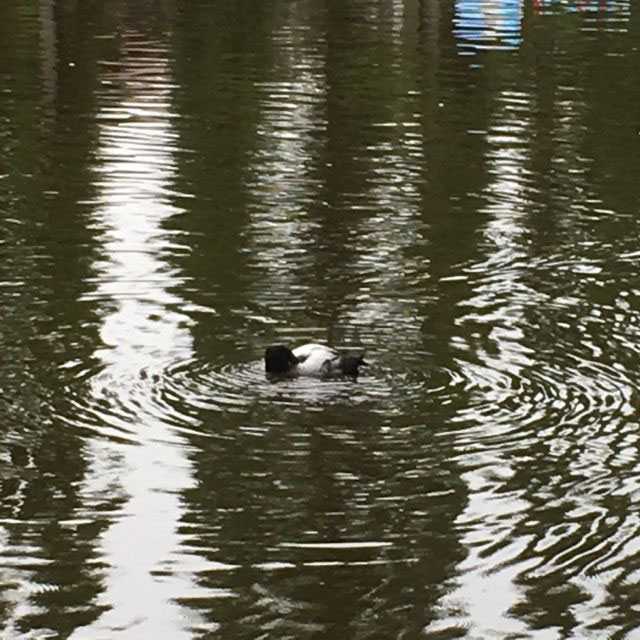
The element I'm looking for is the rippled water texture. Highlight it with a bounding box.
[1,0,640,637]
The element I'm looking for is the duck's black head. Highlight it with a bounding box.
[265,345,298,374]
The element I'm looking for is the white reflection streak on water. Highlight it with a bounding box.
[70,37,198,638]
[245,16,325,315]
[430,90,534,637]
[348,4,425,343]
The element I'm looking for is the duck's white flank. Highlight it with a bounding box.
[292,343,339,377]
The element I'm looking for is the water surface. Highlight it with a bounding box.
[1,0,640,638]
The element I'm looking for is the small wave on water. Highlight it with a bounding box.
[55,344,473,450]
[151,353,468,430]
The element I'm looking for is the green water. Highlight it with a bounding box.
[1,1,640,638]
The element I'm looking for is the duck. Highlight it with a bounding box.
[264,343,366,378]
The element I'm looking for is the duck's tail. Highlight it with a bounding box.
[340,352,367,376]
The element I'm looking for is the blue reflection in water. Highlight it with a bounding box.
[455,0,523,51]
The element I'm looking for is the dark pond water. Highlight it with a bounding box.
[2,0,640,637]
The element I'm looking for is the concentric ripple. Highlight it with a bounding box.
[152,354,468,426]
[55,348,471,448]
